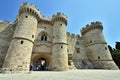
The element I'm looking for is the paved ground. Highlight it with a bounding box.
[0,70,120,80]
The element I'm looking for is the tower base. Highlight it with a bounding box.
[91,60,119,70]
[2,68,30,74]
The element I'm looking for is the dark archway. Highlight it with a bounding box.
[36,58,47,70]
[31,54,51,71]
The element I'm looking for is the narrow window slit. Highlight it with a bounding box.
[21,41,24,44]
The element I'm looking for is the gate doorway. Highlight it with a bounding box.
[36,58,46,70]
[31,54,51,71]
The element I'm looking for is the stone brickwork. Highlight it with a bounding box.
[81,22,119,69]
[0,2,118,74]
[52,14,68,70]
[2,3,39,73]
[0,23,15,69]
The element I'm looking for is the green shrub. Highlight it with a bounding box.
[112,51,120,68]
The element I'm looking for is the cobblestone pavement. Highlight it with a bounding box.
[0,70,120,80]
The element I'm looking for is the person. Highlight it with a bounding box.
[41,64,45,70]
[37,64,41,71]
[30,64,34,71]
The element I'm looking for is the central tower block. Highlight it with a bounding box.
[2,3,41,73]
[51,13,69,71]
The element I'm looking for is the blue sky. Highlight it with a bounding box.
[0,0,120,48]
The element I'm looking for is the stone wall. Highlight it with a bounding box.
[2,6,39,73]
[67,33,93,69]
[81,22,119,69]
[0,21,10,33]
[0,2,118,73]
[33,22,53,53]
[0,23,15,69]
[52,18,68,70]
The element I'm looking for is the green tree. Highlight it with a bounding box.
[115,42,120,50]
[108,45,113,54]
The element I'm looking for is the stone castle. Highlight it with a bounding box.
[0,3,118,73]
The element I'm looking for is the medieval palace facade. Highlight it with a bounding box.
[0,3,118,73]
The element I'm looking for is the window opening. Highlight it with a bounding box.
[25,16,28,18]
[90,41,92,43]
[44,27,46,29]
[77,50,80,53]
[45,36,47,41]
[76,48,80,53]
[98,56,100,59]
[105,47,107,50]
[41,34,47,41]
[32,35,34,38]
[60,24,62,26]
[21,41,24,44]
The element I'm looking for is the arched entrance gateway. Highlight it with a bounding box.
[31,54,51,71]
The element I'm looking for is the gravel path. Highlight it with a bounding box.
[0,70,120,80]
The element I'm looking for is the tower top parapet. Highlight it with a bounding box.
[81,21,103,35]
[52,12,67,19]
[19,2,41,19]
[52,12,68,25]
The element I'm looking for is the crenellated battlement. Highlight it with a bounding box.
[0,20,11,33]
[81,21,103,35]
[52,12,67,19]
[18,3,68,26]
[39,18,53,26]
[1,2,119,73]
[52,12,67,25]
[39,12,68,26]
[67,32,81,40]
[19,2,41,20]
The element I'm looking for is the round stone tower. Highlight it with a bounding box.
[81,21,119,69]
[2,3,41,73]
[51,13,69,71]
